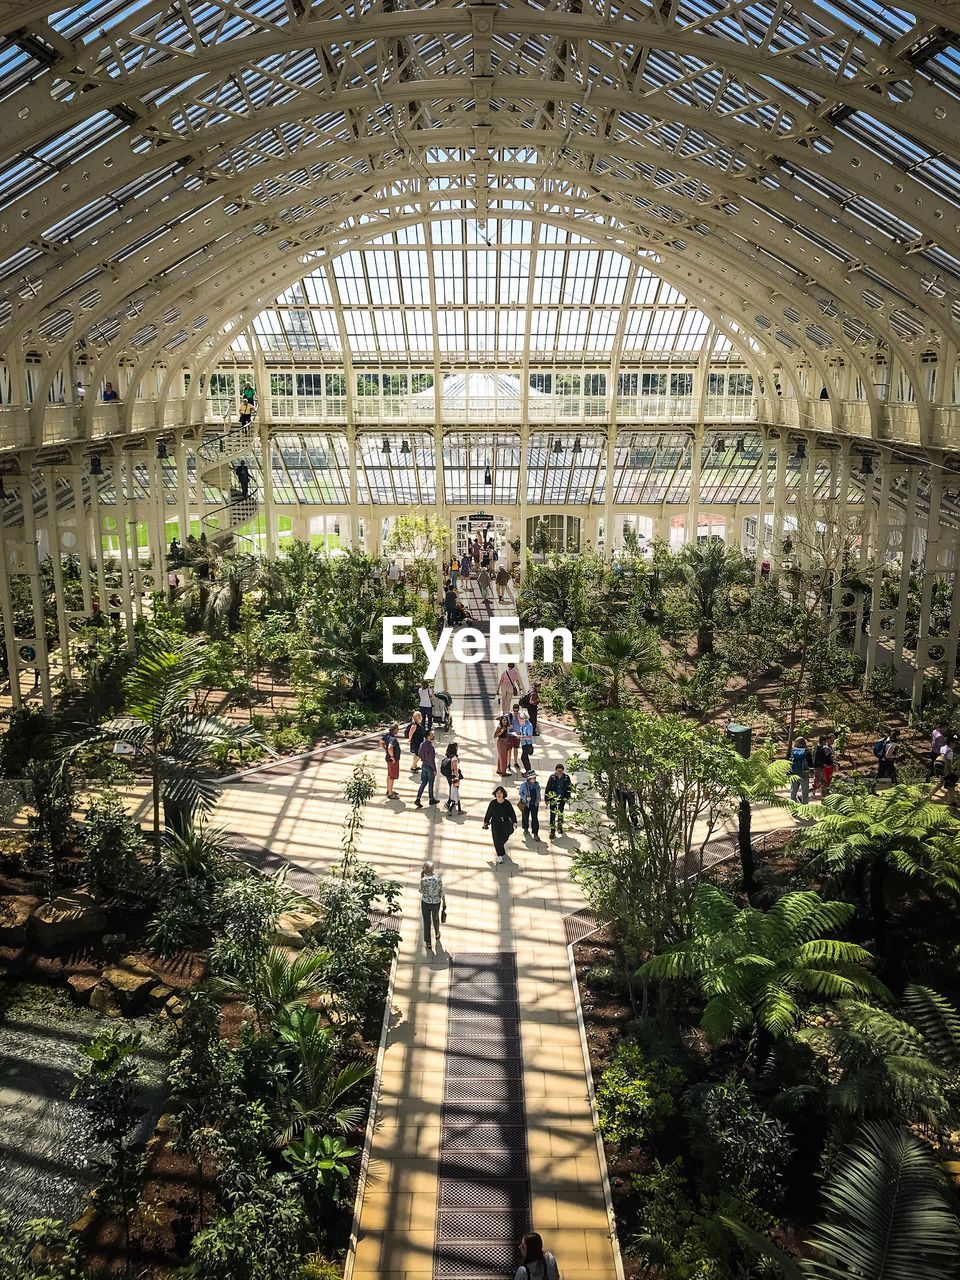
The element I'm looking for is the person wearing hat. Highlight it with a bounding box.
[483,785,518,864]
[518,770,542,841]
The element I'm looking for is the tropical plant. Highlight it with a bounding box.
[282,1130,359,1206]
[595,1039,682,1150]
[0,1214,85,1280]
[340,758,376,873]
[639,884,890,1062]
[791,785,960,955]
[688,1078,793,1205]
[727,743,791,896]
[727,1122,960,1280]
[102,637,266,841]
[80,790,149,898]
[215,945,332,1029]
[796,1000,954,1129]
[676,539,753,654]
[573,627,663,710]
[274,1008,372,1144]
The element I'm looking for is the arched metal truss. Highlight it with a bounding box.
[1,0,960,453]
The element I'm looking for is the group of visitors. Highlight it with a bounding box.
[448,535,512,603]
[787,732,838,804]
[482,764,572,859]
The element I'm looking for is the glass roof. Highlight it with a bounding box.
[0,1,959,384]
[245,220,716,363]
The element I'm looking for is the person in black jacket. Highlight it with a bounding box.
[483,786,517,864]
[544,763,572,839]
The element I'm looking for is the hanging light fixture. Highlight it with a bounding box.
[860,453,874,475]
[157,439,168,460]
[573,435,582,455]
[735,435,746,455]
[484,466,492,486]
[400,438,411,456]
[792,438,807,461]
[714,435,726,453]
[381,436,391,456]
[90,454,103,476]
[552,438,564,456]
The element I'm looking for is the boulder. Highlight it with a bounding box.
[270,921,306,950]
[147,983,174,1009]
[89,982,122,1017]
[66,974,99,1005]
[0,895,40,946]
[164,994,184,1020]
[99,959,157,1014]
[29,890,107,948]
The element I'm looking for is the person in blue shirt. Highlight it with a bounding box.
[518,770,542,841]
[102,381,119,401]
[512,707,534,773]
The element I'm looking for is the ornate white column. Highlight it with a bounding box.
[603,423,616,560]
[863,453,897,688]
[260,423,277,558]
[686,426,703,546]
[893,467,920,667]
[18,471,53,710]
[346,425,359,553]
[912,468,945,710]
[43,468,73,685]
[769,432,788,584]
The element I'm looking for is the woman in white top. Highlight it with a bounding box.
[417,680,434,732]
[515,1232,560,1280]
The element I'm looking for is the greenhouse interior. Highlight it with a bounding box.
[2,1,960,1278]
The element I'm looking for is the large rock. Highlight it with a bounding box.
[0,894,40,946]
[98,958,158,1014]
[89,982,122,1017]
[29,890,107,948]
[66,974,99,1005]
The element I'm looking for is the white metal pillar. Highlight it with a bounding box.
[893,467,920,667]
[19,473,53,710]
[603,424,615,560]
[754,429,768,575]
[769,433,788,584]
[686,426,703,546]
[346,425,359,553]
[260,424,278,558]
[434,423,446,594]
[43,468,73,684]
[110,450,136,647]
[519,424,529,574]
[175,433,191,545]
[863,454,896,688]
[67,462,94,615]
[853,460,877,654]
[912,468,946,711]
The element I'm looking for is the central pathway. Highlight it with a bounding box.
[214,581,620,1280]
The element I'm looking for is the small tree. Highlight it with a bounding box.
[81,790,149,899]
[72,1029,146,1278]
[340,757,376,874]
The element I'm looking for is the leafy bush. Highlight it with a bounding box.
[0,1215,85,1279]
[585,963,628,995]
[687,1079,793,1204]
[81,791,150,898]
[299,1256,343,1280]
[595,1039,684,1150]
[631,1161,740,1280]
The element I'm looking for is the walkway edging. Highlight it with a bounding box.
[565,923,626,1280]
[219,728,385,783]
[344,941,401,1280]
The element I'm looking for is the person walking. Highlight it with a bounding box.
[820,732,836,797]
[406,710,426,772]
[382,722,401,800]
[875,728,901,785]
[936,734,959,794]
[545,763,572,838]
[449,556,460,589]
[516,707,534,773]
[811,734,828,795]
[444,581,458,626]
[518,770,542,840]
[483,785,518,864]
[419,860,446,953]
[477,565,491,602]
[415,729,438,807]
[234,459,251,498]
[418,679,434,732]
[387,559,402,591]
[498,662,522,716]
[789,737,813,804]
[525,682,540,734]
[514,1231,561,1280]
[496,562,510,602]
[929,721,951,780]
[441,741,463,812]
[494,714,513,776]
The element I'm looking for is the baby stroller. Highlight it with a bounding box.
[432,689,454,732]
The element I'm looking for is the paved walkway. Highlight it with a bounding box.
[215,583,620,1280]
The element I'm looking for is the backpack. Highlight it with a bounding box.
[872,738,888,760]
[790,747,808,777]
[440,756,453,779]
[519,692,531,709]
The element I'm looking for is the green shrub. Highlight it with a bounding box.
[630,1161,734,1279]
[300,1257,342,1280]
[595,1040,684,1150]
[687,1079,793,1205]
[585,963,628,995]
[81,792,150,898]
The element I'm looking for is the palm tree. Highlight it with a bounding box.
[725,1122,960,1280]
[274,1007,372,1145]
[639,883,890,1062]
[576,628,662,709]
[792,785,960,956]
[215,945,332,1030]
[677,540,753,655]
[102,637,266,842]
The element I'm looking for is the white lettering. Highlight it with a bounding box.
[524,626,573,664]
[452,628,486,663]
[489,616,522,662]
[382,616,413,664]
[417,626,450,681]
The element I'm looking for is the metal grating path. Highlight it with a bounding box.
[434,952,530,1280]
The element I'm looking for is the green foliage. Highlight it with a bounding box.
[674,540,754,655]
[340,757,376,872]
[275,1008,372,1143]
[0,1214,85,1280]
[804,1122,960,1280]
[640,884,890,1052]
[187,1176,306,1280]
[80,791,149,898]
[146,824,232,952]
[595,1039,683,1149]
[283,1130,359,1208]
[630,1160,748,1280]
[688,1079,793,1204]
[311,862,401,1029]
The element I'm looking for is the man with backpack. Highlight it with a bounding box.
[789,737,814,805]
[545,763,572,839]
[874,728,901,785]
